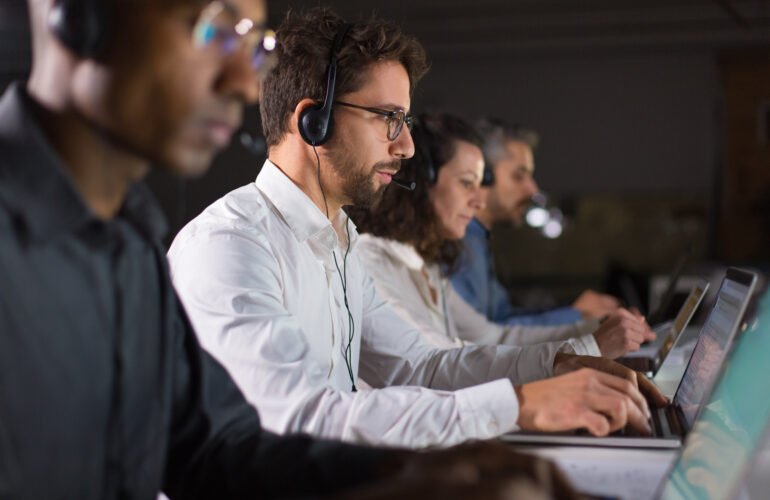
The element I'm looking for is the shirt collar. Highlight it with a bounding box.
[0,83,167,243]
[255,159,359,252]
[369,236,425,271]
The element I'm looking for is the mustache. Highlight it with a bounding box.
[517,198,535,209]
[372,159,402,174]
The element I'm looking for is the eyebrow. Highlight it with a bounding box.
[216,1,266,26]
[378,103,410,113]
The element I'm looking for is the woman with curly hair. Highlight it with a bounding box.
[350,111,647,358]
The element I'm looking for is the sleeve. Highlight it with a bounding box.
[354,243,576,386]
[160,274,386,499]
[499,306,583,327]
[169,228,524,449]
[447,285,600,356]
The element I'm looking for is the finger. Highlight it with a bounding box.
[636,372,669,407]
[577,408,612,436]
[628,306,642,317]
[622,328,646,346]
[624,339,642,353]
[587,376,652,432]
[592,370,651,419]
[597,385,651,435]
[584,392,628,433]
[642,326,656,342]
[620,395,652,435]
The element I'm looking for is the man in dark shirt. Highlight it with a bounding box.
[0,0,579,498]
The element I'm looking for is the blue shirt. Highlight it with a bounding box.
[450,218,581,326]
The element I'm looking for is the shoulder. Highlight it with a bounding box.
[168,183,279,264]
[356,234,405,267]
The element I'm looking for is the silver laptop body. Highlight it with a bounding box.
[617,280,709,377]
[502,268,757,449]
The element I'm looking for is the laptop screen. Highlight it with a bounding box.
[673,270,754,428]
[660,288,770,500]
[656,282,708,362]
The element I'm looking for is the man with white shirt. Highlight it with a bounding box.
[168,7,665,449]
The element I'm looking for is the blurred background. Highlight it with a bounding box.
[2,0,769,314]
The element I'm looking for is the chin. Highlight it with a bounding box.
[450,226,466,240]
[163,147,217,179]
[510,212,526,227]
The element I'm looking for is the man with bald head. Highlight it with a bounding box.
[0,1,586,498]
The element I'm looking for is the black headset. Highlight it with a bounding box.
[481,153,495,187]
[412,116,494,188]
[297,23,353,146]
[301,23,359,392]
[48,0,109,58]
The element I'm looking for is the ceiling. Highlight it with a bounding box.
[268,0,770,59]
[2,0,769,81]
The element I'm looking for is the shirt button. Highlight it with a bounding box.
[488,420,499,434]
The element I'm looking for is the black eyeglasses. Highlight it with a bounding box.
[192,1,277,72]
[334,101,413,141]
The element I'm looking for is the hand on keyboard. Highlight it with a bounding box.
[554,354,669,409]
[516,366,651,436]
[592,308,657,359]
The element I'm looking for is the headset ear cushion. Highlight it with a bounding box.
[299,104,333,146]
[49,0,106,57]
[481,163,495,186]
[426,162,437,185]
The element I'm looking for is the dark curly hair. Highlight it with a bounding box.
[349,111,482,274]
[260,7,429,148]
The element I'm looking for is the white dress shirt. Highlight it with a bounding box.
[356,235,601,355]
[168,160,581,448]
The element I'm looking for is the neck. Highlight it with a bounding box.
[269,141,344,221]
[475,207,494,230]
[27,86,148,221]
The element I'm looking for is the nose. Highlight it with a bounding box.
[389,127,415,159]
[527,176,539,198]
[471,185,486,210]
[214,46,261,105]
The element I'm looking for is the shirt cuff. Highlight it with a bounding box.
[454,379,520,437]
[576,318,601,335]
[562,333,601,357]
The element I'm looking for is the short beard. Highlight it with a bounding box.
[324,140,400,208]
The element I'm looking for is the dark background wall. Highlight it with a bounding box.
[2,0,769,307]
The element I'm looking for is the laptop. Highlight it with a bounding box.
[503,268,757,449]
[553,285,770,500]
[617,280,709,377]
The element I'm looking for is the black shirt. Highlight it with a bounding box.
[0,83,382,500]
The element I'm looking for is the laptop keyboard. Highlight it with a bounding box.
[610,405,683,438]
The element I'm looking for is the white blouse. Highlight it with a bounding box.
[356,234,601,355]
